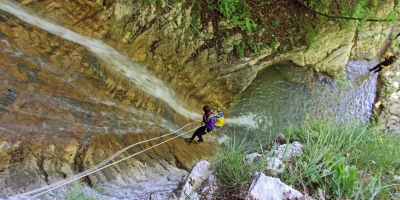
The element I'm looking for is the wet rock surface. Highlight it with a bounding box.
[0,0,398,198]
[9,0,393,111]
[0,11,217,197]
[373,27,400,136]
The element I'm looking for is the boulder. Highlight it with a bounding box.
[269,142,303,159]
[179,160,217,200]
[247,172,304,200]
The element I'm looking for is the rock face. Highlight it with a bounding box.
[372,25,400,136]
[0,0,398,198]
[375,51,400,135]
[179,160,217,200]
[9,0,394,111]
[247,172,304,200]
[0,10,218,197]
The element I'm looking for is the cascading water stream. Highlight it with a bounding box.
[0,0,201,120]
[0,40,175,139]
[0,2,222,198]
[0,35,200,198]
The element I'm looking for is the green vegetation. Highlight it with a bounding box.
[298,19,322,48]
[335,74,353,90]
[137,0,400,60]
[281,120,400,199]
[302,0,400,29]
[183,0,400,59]
[247,38,263,53]
[215,119,400,199]
[217,0,239,19]
[216,136,267,193]
[234,42,245,57]
[216,0,256,32]
[268,37,278,49]
[59,181,97,200]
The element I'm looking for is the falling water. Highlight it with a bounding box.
[0,37,177,139]
[0,2,201,198]
[0,0,201,120]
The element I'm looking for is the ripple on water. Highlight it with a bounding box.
[222,61,378,141]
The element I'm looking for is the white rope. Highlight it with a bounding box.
[19,123,199,198]
[30,125,199,198]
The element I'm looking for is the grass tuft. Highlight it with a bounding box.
[280,119,400,199]
[215,119,400,199]
[215,135,266,195]
[61,181,97,200]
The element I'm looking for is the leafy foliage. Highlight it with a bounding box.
[217,0,239,19]
[234,42,246,57]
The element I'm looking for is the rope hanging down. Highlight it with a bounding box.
[18,123,199,198]
[295,0,398,22]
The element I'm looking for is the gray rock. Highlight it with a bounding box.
[218,20,234,30]
[179,160,217,200]
[247,172,304,200]
[266,157,285,175]
[243,153,262,165]
[269,142,303,159]
[199,174,218,200]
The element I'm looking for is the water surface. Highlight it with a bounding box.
[222,61,378,140]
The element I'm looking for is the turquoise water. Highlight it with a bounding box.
[221,61,377,140]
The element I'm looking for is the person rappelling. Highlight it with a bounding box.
[185,105,215,144]
[369,52,400,73]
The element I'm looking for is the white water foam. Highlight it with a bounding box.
[0,0,201,120]
[225,112,273,130]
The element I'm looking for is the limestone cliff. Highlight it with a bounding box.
[0,0,398,198]
[13,0,396,111]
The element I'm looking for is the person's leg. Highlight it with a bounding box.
[374,67,383,73]
[186,132,196,142]
[187,127,205,142]
[369,64,381,71]
[197,134,203,142]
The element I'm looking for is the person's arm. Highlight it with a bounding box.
[205,117,216,132]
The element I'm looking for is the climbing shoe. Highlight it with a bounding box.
[185,138,193,143]
[196,140,204,144]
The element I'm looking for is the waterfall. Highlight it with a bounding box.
[0,0,201,120]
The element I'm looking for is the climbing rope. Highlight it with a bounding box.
[18,123,199,198]
[295,0,398,22]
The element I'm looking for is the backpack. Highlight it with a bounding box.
[213,110,225,129]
